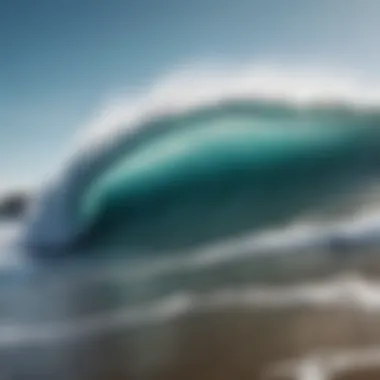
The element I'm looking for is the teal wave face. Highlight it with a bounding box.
[78,104,380,252]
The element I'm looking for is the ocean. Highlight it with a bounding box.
[3,69,380,379]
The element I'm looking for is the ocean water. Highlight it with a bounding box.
[3,69,380,379]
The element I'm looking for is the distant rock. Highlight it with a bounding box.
[0,192,29,220]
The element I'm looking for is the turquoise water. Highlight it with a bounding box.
[73,104,380,251]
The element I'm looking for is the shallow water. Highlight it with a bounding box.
[1,236,380,380]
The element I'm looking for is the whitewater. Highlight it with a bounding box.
[3,65,380,379]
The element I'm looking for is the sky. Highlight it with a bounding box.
[1,0,380,192]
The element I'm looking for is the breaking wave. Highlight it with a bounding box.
[20,66,380,253]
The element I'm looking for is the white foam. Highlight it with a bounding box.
[267,347,380,380]
[79,63,380,150]
[1,275,380,348]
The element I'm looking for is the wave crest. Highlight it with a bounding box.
[22,65,380,252]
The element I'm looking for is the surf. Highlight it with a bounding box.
[20,66,380,254]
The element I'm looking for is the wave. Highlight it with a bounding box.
[21,66,380,253]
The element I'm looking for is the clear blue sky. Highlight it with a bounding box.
[1,0,380,191]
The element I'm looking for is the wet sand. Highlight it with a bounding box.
[4,305,379,380]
